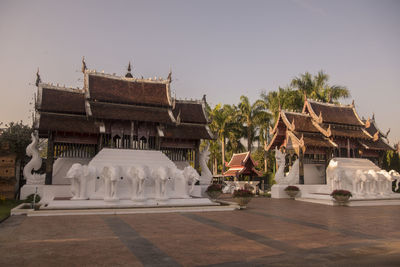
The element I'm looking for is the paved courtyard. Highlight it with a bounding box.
[1,198,400,266]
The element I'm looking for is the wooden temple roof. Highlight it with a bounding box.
[173,100,209,124]
[38,86,86,115]
[88,101,176,123]
[304,99,364,126]
[283,112,319,133]
[224,152,262,177]
[87,73,172,107]
[266,98,392,155]
[37,113,98,135]
[363,118,390,140]
[358,138,393,151]
[162,124,213,140]
[34,69,212,140]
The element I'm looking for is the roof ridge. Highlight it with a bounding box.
[175,98,203,104]
[40,83,83,93]
[307,99,352,108]
[86,69,170,84]
[283,110,310,117]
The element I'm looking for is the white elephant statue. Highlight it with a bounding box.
[128,166,148,201]
[65,163,95,200]
[101,166,121,201]
[154,167,170,200]
[171,167,190,199]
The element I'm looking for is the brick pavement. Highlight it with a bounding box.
[1,198,400,266]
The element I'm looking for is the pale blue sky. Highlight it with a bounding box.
[0,0,399,144]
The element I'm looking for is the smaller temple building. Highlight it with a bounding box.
[266,98,393,184]
[224,152,262,179]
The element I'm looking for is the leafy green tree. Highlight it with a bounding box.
[0,121,32,160]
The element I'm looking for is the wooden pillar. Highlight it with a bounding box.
[45,131,54,185]
[194,140,200,171]
[130,121,134,149]
[299,148,304,184]
[347,138,350,158]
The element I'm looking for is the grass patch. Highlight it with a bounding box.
[0,199,24,221]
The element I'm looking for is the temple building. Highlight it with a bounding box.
[34,62,213,184]
[224,152,262,179]
[265,98,393,184]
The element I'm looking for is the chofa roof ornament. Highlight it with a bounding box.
[81,56,87,73]
[35,68,41,87]
[125,61,133,78]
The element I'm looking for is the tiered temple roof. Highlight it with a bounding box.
[35,69,213,140]
[266,98,393,159]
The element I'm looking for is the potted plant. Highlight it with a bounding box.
[284,185,300,198]
[330,189,352,205]
[233,188,254,209]
[205,184,223,200]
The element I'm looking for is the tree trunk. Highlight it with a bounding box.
[247,127,252,152]
[221,135,225,174]
[214,156,217,175]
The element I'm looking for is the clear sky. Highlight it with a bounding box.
[1,0,399,144]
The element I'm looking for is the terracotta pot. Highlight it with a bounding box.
[333,195,350,205]
[285,190,299,198]
[234,197,252,209]
[206,190,222,200]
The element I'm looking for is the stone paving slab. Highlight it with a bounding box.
[1,198,400,266]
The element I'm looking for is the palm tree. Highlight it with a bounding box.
[291,70,350,103]
[261,87,303,121]
[209,104,236,173]
[237,96,270,152]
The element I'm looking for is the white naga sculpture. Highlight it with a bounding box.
[274,148,299,185]
[65,163,94,200]
[23,132,45,185]
[101,166,120,201]
[199,146,212,185]
[326,158,400,198]
[128,166,148,200]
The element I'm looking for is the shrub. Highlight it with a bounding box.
[206,184,223,193]
[233,189,254,198]
[330,189,352,197]
[25,194,41,203]
[284,185,299,192]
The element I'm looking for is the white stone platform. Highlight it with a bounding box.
[296,192,400,206]
[41,198,217,210]
[11,202,237,217]
[271,184,331,199]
